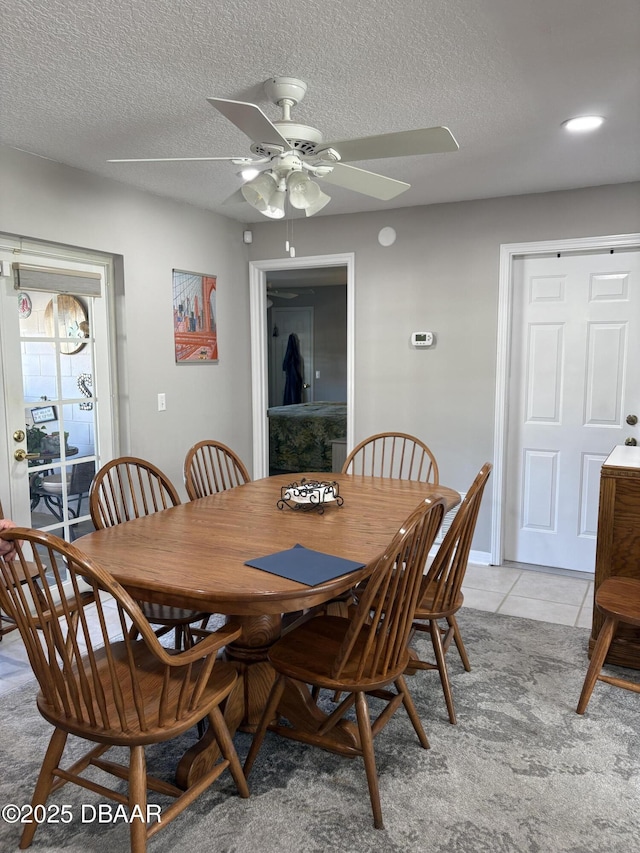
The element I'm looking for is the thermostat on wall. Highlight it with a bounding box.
[411,332,434,347]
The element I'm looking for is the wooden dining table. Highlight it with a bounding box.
[77,471,460,787]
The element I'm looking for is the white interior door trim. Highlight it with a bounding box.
[0,237,118,523]
[492,232,640,566]
[249,252,355,480]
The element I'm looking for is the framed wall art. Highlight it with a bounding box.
[172,269,218,363]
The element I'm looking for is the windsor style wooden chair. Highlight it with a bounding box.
[243,496,447,830]
[0,526,249,853]
[342,432,439,483]
[0,500,93,640]
[408,463,492,724]
[89,457,210,648]
[183,439,250,501]
[312,431,440,625]
[577,576,640,715]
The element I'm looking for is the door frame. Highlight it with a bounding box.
[249,253,355,479]
[0,236,118,524]
[491,232,640,566]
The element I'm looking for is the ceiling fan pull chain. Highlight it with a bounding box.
[288,217,295,258]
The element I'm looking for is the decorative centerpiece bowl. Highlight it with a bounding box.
[277,478,343,514]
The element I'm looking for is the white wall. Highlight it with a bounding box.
[0,145,252,494]
[247,182,640,552]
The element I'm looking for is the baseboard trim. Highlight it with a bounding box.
[469,549,491,565]
[427,547,491,565]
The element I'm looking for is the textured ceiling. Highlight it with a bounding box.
[2,0,639,223]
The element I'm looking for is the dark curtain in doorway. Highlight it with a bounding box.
[282,333,303,405]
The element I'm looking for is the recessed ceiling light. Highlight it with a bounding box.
[562,115,605,132]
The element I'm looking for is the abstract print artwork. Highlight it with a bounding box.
[172,269,218,362]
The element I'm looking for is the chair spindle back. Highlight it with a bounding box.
[184,440,250,501]
[342,432,439,483]
[418,463,492,612]
[90,456,180,530]
[332,496,446,682]
[0,528,221,735]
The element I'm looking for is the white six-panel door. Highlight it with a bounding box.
[505,249,640,571]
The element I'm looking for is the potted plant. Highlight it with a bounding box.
[26,424,48,454]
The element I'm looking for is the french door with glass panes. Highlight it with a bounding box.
[0,242,115,542]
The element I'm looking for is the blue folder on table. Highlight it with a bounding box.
[245,543,365,587]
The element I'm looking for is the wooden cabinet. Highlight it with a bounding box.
[592,445,640,668]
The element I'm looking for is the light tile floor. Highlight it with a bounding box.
[0,564,594,698]
[462,562,594,629]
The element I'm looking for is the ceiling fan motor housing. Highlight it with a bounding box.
[264,77,308,107]
[250,122,324,158]
[254,76,326,157]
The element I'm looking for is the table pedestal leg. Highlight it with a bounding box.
[275,676,360,754]
[176,615,280,788]
[176,613,360,787]
[223,614,281,731]
[229,616,360,755]
[175,671,245,790]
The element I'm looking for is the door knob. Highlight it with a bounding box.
[14,448,40,461]
[303,383,310,389]
[13,429,26,442]
[626,414,638,426]
[625,437,637,446]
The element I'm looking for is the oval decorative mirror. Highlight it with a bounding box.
[44,295,89,354]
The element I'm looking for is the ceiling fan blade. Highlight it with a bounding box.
[207,97,292,151]
[319,163,410,200]
[107,156,252,163]
[221,189,248,205]
[326,126,459,162]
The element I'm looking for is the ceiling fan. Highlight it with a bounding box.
[266,287,315,299]
[267,289,299,299]
[109,76,459,218]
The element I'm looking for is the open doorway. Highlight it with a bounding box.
[249,253,355,480]
[266,267,348,475]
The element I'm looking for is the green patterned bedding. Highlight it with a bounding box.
[268,402,347,473]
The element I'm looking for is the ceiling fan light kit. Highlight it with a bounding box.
[303,188,331,217]
[240,166,261,180]
[562,115,604,132]
[287,170,312,204]
[287,171,331,215]
[241,171,278,211]
[109,76,459,219]
[265,188,287,220]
